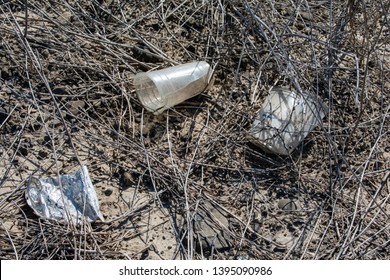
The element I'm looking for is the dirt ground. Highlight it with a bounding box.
[0,0,389,259]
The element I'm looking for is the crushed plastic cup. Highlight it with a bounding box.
[134,61,212,114]
[248,87,326,155]
[25,165,104,224]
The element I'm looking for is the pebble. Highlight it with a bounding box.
[67,100,85,116]
[193,201,231,251]
[104,187,113,196]
[277,198,300,211]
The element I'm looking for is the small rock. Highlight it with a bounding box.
[52,87,67,95]
[236,253,249,260]
[104,187,113,196]
[277,198,300,211]
[193,201,231,251]
[41,49,50,58]
[67,100,85,116]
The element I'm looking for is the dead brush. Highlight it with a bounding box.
[0,0,388,260]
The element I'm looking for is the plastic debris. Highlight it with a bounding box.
[25,165,104,224]
[134,61,212,114]
[248,87,327,155]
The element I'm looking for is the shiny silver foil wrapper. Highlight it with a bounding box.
[25,165,104,224]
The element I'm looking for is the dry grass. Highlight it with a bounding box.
[0,0,389,260]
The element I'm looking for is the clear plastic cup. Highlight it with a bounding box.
[248,87,326,155]
[134,61,211,114]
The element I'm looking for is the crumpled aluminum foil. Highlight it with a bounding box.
[25,165,104,224]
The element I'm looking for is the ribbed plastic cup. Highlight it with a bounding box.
[248,87,326,155]
[134,61,211,114]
